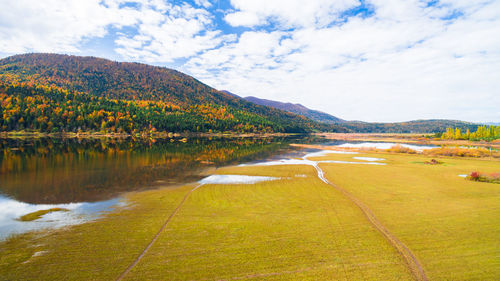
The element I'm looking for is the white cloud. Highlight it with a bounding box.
[0,0,139,53]
[0,0,498,122]
[194,0,212,8]
[225,11,263,27]
[186,0,500,122]
[114,1,232,63]
[0,0,227,63]
[225,0,360,28]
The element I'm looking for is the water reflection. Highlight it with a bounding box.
[199,175,280,185]
[0,136,318,204]
[0,194,122,241]
[0,135,324,239]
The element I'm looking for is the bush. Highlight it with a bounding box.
[386,145,418,154]
[466,171,500,184]
[425,159,442,165]
[423,147,498,158]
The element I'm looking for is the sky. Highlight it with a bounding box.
[0,0,499,123]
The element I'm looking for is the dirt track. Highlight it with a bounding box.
[116,183,204,281]
[116,162,428,281]
[313,163,428,281]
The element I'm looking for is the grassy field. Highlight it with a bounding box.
[313,152,500,280]
[17,208,69,222]
[121,164,411,280]
[1,151,499,280]
[0,186,191,280]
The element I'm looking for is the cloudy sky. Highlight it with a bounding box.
[0,0,499,122]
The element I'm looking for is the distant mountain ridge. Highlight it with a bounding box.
[244,96,344,123]
[341,119,479,133]
[225,91,476,133]
[219,92,343,123]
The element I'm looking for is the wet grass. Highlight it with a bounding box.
[0,186,190,280]
[1,164,412,280]
[17,208,69,222]
[122,165,411,280]
[319,152,500,280]
[1,152,498,280]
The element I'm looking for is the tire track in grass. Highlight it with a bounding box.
[313,181,351,280]
[117,156,427,280]
[116,184,204,281]
[313,163,428,281]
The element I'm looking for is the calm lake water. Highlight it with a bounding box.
[0,136,321,240]
[0,136,323,204]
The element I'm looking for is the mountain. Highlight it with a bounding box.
[243,96,344,123]
[238,95,475,133]
[0,53,346,134]
[0,53,229,105]
[341,119,479,133]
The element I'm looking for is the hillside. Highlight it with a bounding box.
[243,96,344,123]
[0,54,346,134]
[484,122,500,126]
[342,119,479,133]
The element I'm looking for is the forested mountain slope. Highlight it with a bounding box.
[342,119,478,133]
[0,54,345,134]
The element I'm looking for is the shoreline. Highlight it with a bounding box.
[0,131,306,139]
[316,132,500,149]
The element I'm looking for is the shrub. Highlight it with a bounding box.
[424,147,498,158]
[466,172,500,184]
[469,171,480,180]
[425,159,442,165]
[386,145,418,154]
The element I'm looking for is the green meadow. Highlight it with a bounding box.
[1,152,499,280]
[16,208,69,222]
[315,153,500,280]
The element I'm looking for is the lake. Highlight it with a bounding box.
[0,135,321,239]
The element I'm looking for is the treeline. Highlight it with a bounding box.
[439,126,500,141]
[0,82,315,134]
[341,120,478,133]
